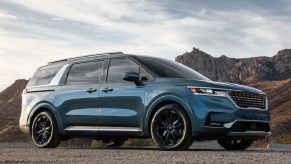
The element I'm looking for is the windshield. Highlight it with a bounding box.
[134,56,211,81]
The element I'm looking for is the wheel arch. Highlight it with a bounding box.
[28,103,62,135]
[144,95,194,136]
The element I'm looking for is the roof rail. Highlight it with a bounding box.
[48,52,123,64]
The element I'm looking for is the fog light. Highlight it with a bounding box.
[210,122,223,126]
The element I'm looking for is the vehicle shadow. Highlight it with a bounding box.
[59,146,291,153]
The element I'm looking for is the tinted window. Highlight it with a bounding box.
[139,67,152,81]
[66,61,103,85]
[107,58,140,83]
[28,67,61,86]
[134,56,210,81]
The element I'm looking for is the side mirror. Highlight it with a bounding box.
[123,71,143,86]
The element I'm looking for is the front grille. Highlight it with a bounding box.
[228,91,266,109]
[231,121,270,132]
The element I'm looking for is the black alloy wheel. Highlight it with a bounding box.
[31,111,61,148]
[151,104,194,150]
[217,139,254,150]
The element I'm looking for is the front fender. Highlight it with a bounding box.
[143,94,196,136]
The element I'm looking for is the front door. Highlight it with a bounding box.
[97,58,147,133]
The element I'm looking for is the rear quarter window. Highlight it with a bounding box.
[27,67,61,86]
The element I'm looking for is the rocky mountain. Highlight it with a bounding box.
[0,79,30,142]
[176,48,291,83]
[176,48,238,81]
[250,79,291,143]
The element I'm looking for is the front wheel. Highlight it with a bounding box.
[151,104,194,150]
[217,139,253,150]
[31,111,61,148]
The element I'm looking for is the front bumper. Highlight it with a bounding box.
[19,114,30,134]
[187,90,271,140]
[227,131,271,137]
[194,120,271,140]
[19,124,30,134]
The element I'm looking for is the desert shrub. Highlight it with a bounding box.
[91,140,105,148]
[274,134,291,144]
[123,138,154,147]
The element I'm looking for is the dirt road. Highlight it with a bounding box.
[0,143,290,163]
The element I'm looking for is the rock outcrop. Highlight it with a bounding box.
[175,47,238,81]
[176,47,291,84]
[0,79,29,142]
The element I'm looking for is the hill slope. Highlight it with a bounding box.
[176,48,291,83]
[0,79,30,142]
[250,79,291,143]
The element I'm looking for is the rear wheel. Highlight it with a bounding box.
[151,104,194,150]
[101,138,126,147]
[217,139,253,150]
[31,111,61,148]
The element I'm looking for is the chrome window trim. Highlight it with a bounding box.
[50,64,70,85]
[26,64,69,88]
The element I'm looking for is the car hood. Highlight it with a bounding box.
[154,78,264,94]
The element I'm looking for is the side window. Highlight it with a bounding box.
[66,61,103,85]
[28,67,61,86]
[107,58,139,83]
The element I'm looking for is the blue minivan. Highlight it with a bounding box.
[19,52,271,150]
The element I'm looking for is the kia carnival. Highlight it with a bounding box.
[19,52,271,150]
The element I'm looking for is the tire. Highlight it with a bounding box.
[31,111,61,148]
[151,104,194,150]
[217,139,253,150]
[101,138,126,147]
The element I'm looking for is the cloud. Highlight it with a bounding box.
[0,10,18,19]
[51,17,63,21]
[201,7,206,14]
[4,0,290,58]
[0,0,290,91]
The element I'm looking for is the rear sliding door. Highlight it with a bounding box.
[54,60,104,132]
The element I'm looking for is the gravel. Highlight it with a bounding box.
[0,143,290,163]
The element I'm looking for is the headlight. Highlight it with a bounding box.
[188,87,227,96]
[189,88,215,94]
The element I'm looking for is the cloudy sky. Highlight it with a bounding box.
[0,0,290,91]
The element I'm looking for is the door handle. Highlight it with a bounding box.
[85,88,97,93]
[100,87,114,93]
